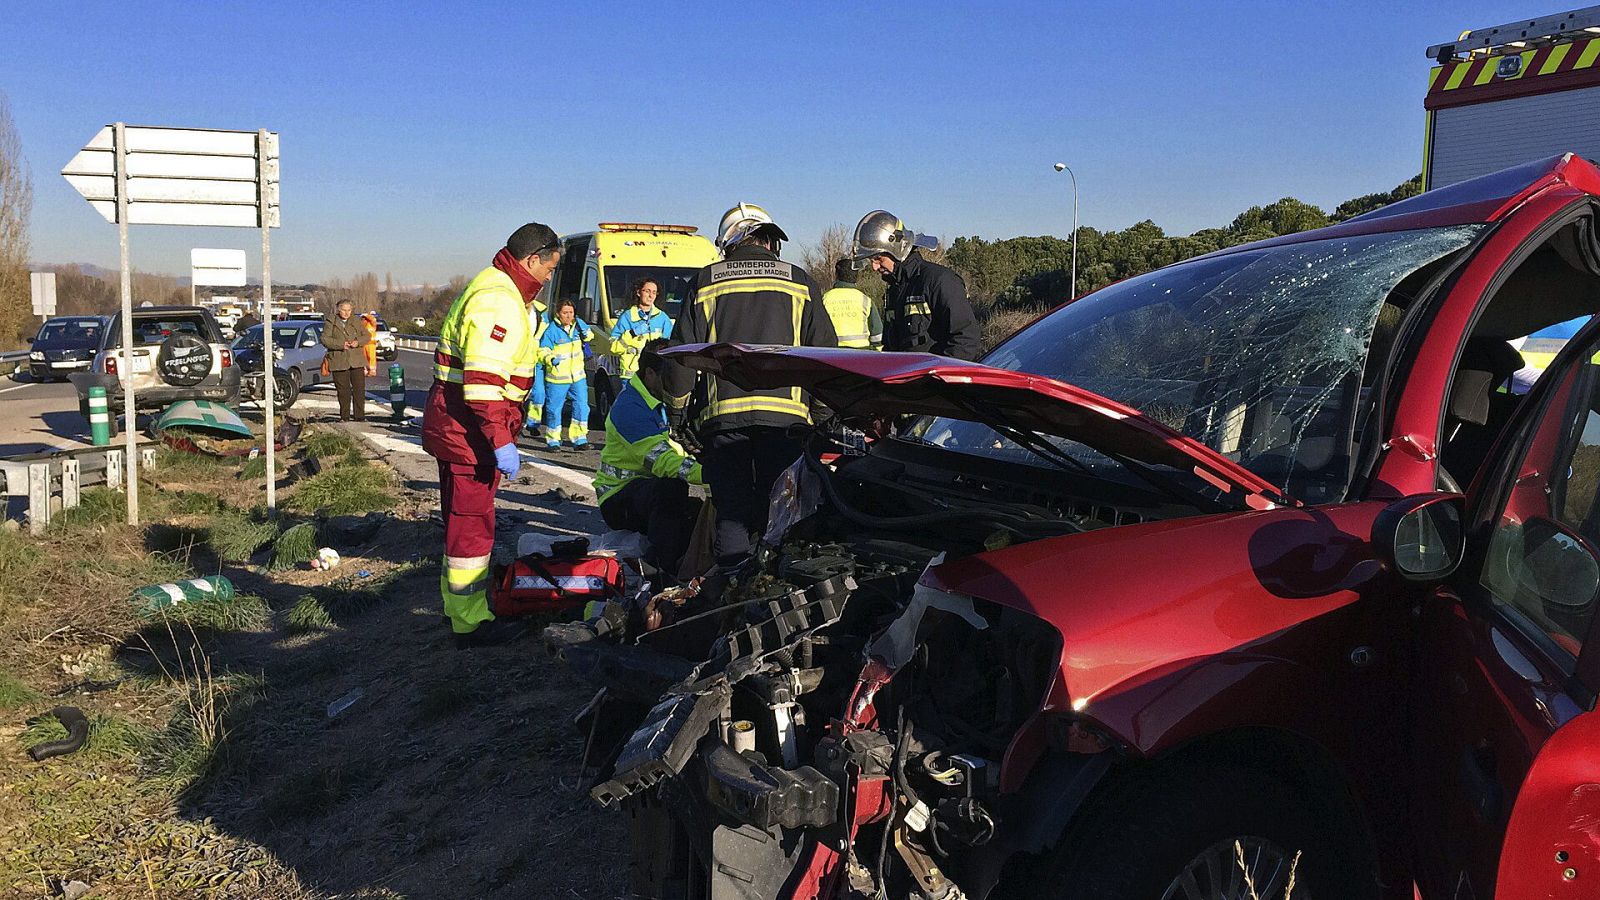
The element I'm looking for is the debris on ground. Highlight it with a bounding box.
[25,706,88,761]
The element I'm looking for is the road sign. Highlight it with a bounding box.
[190,248,246,287]
[29,272,56,317]
[61,126,280,228]
[60,123,282,525]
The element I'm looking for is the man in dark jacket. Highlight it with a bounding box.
[848,210,981,360]
[664,202,837,572]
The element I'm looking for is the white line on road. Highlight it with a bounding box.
[0,382,43,396]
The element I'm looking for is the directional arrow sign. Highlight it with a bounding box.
[61,125,280,228]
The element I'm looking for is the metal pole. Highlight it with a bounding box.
[115,123,139,525]
[259,129,276,512]
[1053,163,1080,301]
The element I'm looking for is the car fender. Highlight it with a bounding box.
[1495,706,1600,899]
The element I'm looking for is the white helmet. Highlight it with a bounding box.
[715,202,789,252]
[849,210,915,264]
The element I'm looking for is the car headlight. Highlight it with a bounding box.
[29,351,43,361]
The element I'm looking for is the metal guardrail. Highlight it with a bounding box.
[394,333,438,351]
[0,350,27,363]
[0,444,156,534]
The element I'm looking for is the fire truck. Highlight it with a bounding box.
[1425,6,1600,190]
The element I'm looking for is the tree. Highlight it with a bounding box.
[0,92,32,348]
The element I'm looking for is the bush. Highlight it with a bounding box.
[158,593,271,633]
[206,508,279,562]
[271,522,317,571]
[0,670,39,710]
[284,466,396,516]
[286,595,334,632]
[50,487,127,531]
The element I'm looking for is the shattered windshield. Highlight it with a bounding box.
[912,225,1485,503]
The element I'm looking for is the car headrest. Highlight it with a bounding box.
[1461,337,1526,382]
[1449,369,1494,426]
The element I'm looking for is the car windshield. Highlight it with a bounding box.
[910,225,1486,503]
[233,325,304,350]
[604,266,697,320]
[35,320,103,347]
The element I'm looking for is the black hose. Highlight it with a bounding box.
[27,706,89,761]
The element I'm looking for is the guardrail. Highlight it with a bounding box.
[0,444,156,534]
[394,333,439,351]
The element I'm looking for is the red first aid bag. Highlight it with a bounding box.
[493,554,623,616]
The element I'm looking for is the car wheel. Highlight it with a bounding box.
[591,374,616,429]
[1032,765,1372,900]
[274,372,299,409]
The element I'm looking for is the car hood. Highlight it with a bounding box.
[665,344,1291,509]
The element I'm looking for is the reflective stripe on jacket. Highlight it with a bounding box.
[883,251,982,360]
[422,266,540,464]
[664,244,838,433]
[541,319,593,384]
[609,307,674,379]
[593,375,702,504]
[822,285,882,349]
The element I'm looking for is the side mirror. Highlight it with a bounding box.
[1374,492,1465,582]
[25,337,33,344]
[302,339,317,347]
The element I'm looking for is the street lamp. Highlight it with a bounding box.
[1053,162,1079,301]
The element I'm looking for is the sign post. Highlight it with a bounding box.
[63,124,280,524]
[29,272,57,321]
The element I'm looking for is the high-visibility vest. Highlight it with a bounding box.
[540,319,592,384]
[822,286,877,349]
[360,314,378,369]
[433,267,539,404]
[610,307,673,379]
[593,375,702,503]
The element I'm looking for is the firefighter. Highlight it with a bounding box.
[822,258,883,349]
[849,210,981,360]
[664,202,838,573]
[594,339,703,577]
[421,222,560,646]
[610,277,674,381]
[539,297,593,451]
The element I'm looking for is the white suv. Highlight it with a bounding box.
[371,315,397,361]
[74,306,239,435]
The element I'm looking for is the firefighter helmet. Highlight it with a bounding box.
[715,202,789,252]
[849,210,914,264]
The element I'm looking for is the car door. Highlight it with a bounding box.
[1410,320,1600,899]
[301,324,324,383]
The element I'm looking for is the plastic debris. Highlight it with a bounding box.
[131,576,236,616]
[310,547,341,570]
[326,688,364,719]
[357,569,372,578]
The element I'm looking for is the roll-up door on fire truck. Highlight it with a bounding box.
[1429,86,1600,188]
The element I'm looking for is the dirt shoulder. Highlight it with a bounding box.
[0,411,632,899]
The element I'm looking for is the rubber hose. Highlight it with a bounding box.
[28,706,89,761]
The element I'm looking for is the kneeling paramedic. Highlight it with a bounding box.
[540,297,593,450]
[593,339,703,577]
[422,222,560,646]
[664,202,837,575]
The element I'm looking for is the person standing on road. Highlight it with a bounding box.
[422,222,560,646]
[235,309,261,336]
[322,301,372,422]
[594,340,703,578]
[664,202,837,577]
[610,277,674,382]
[822,258,883,349]
[849,210,981,360]
[360,312,380,377]
[539,298,593,451]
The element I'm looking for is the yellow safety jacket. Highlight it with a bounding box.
[541,319,593,385]
[433,267,540,404]
[822,284,883,349]
[664,245,838,433]
[594,375,702,504]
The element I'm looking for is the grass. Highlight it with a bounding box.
[284,465,397,516]
[261,759,383,824]
[271,521,317,571]
[153,444,230,477]
[21,711,152,762]
[0,670,39,710]
[157,593,272,633]
[205,507,279,562]
[286,595,335,632]
[165,489,224,518]
[303,428,360,460]
[145,670,267,789]
[50,486,128,531]
[238,453,286,480]
[0,528,41,585]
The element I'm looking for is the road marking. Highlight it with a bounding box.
[0,382,43,396]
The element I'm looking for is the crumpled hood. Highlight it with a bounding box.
[665,343,1290,509]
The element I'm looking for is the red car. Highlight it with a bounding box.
[551,154,1600,900]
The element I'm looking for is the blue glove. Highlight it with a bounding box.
[493,442,521,478]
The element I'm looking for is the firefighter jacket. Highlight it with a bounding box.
[610,306,673,379]
[665,244,838,433]
[593,375,703,504]
[540,318,593,384]
[422,266,541,464]
[821,283,883,349]
[882,251,981,360]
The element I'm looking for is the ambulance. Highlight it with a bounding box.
[546,222,718,420]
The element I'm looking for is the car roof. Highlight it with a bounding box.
[121,305,214,317]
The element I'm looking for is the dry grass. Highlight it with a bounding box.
[1235,839,1301,899]
[283,466,396,516]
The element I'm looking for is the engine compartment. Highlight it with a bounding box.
[544,439,1165,899]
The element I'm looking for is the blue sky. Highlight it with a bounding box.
[0,1,1550,284]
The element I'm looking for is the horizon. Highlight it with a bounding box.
[2,1,1545,284]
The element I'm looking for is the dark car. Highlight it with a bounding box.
[73,306,238,435]
[550,155,1600,900]
[26,316,108,381]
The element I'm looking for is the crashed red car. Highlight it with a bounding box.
[549,154,1600,900]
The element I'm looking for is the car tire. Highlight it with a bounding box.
[274,372,299,410]
[1032,763,1373,900]
[591,373,616,429]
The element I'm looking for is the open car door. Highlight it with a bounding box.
[1410,316,1600,898]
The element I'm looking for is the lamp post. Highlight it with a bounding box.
[1053,162,1079,301]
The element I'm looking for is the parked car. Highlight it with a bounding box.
[370,314,396,361]
[73,306,237,435]
[550,154,1600,900]
[230,319,327,392]
[27,315,108,381]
